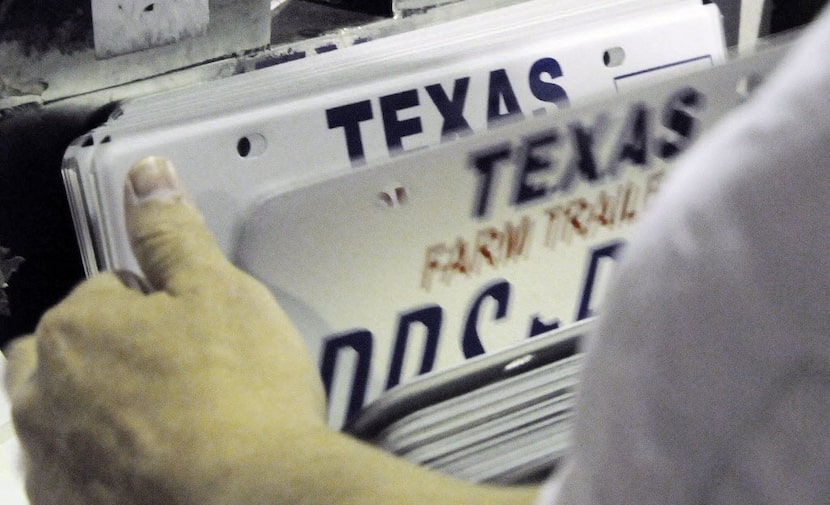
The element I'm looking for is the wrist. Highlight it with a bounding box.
[198,425,539,505]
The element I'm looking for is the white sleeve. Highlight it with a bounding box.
[541,5,830,505]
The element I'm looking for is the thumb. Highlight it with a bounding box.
[124,156,232,295]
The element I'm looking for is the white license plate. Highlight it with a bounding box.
[60,0,774,427]
[234,46,785,426]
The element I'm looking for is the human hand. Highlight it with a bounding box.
[4,156,327,505]
[4,156,538,505]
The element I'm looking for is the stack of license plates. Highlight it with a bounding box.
[60,0,793,481]
[61,0,727,428]
[345,319,591,484]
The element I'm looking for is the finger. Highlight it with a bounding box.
[124,156,233,295]
[4,335,37,400]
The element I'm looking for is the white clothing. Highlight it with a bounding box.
[540,6,830,505]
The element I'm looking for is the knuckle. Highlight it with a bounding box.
[35,308,71,358]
